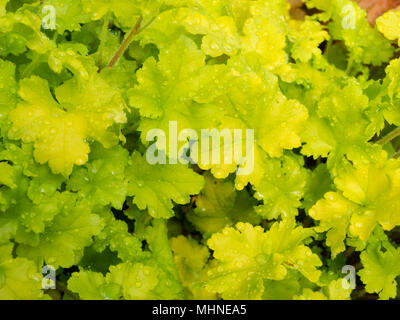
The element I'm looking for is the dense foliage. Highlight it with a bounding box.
[1,0,400,300]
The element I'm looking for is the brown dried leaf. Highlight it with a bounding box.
[289,0,306,20]
[289,0,303,8]
[355,0,400,25]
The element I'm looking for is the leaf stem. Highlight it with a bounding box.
[21,53,41,78]
[376,127,400,146]
[346,58,354,75]
[105,16,143,70]
[97,11,111,70]
[55,281,80,300]
[391,150,400,159]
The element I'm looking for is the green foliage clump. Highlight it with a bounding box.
[1,0,400,300]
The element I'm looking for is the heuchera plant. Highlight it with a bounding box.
[1,0,400,300]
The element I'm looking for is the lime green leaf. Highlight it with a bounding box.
[326,279,352,300]
[0,0,8,16]
[0,59,17,125]
[0,242,45,299]
[263,277,303,300]
[0,9,53,57]
[107,262,159,299]
[310,192,357,256]
[254,153,309,220]
[294,288,328,300]
[142,219,184,299]
[204,220,321,299]
[93,210,145,262]
[376,10,400,45]
[336,159,400,240]
[82,0,162,29]
[301,80,385,168]
[288,19,330,63]
[68,262,160,300]
[126,152,204,218]
[55,71,127,148]
[305,0,394,66]
[68,270,120,300]
[183,12,240,57]
[198,66,308,190]
[187,172,259,236]
[128,35,220,152]
[8,77,90,176]
[68,143,129,209]
[40,0,91,33]
[171,235,216,299]
[0,162,16,189]
[311,159,400,254]
[359,239,400,299]
[295,278,352,300]
[17,195,104,268]
[241,1,290,72]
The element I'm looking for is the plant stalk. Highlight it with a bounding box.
[21,53,41,78]
[391,150,400,159]
[97,11,111,70]
[106,16,143,69]
[376,127,400,146]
